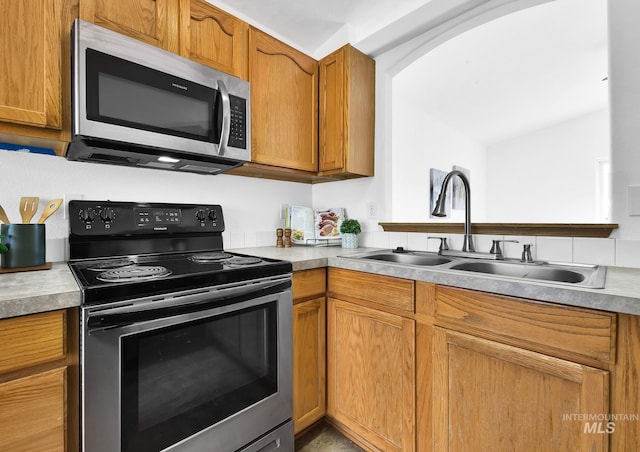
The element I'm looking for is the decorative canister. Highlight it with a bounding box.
[0,224,46,268]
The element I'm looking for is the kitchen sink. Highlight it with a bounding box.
[450,260,606,288]
[363,253,452,266]
[342,248,606,288]
[349,249,452,266]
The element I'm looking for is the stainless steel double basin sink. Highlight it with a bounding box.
[343,249,607,289]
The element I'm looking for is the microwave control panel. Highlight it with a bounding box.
[228,95,247,149]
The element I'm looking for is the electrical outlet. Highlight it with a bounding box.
[279,203,289,220]
[367,202,378,219]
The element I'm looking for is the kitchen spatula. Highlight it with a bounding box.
[0,204,10,224]
[19,196,39,223]
[37,199,63,224]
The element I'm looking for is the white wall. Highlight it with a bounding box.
[0,151,311,261]
[391,96,487,222]
[485,109,609,222]
[609,0,640,240]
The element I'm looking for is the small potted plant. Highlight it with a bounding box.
[0,234,7,266]
[0,234,7,255]
[340,219,361,249]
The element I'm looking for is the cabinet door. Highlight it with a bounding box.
[319,45,374,177]
[249,28,318,172]
[0,368,66,452]
[293,296,326,434]
[318,48,345,173]
[432,327,609,452]
[327,298,415,451]
[0,0,64,130]
[178,0,248,79]
[80,0,179,52]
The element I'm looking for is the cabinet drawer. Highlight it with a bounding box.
[431,285,616,366]
[0,310,65,374]
[293,268,326,302]
[328,268,414,313]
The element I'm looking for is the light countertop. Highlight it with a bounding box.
[0,262,81,319]
[2,245,640,319]
[228,245,369,271]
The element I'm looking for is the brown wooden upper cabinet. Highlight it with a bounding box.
[178,0,248,79]
[319,44,375,179]
[0,0,75,155]
[247,27,319,173]
[81,0,248,77]
[80,0,180,53]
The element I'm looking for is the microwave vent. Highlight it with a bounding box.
[143,161,177,170]
[178,165,224,174]
[88,153,139,165]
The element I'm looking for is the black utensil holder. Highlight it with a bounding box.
[1,224,46,268]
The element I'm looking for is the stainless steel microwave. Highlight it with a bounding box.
[67,19,251,175]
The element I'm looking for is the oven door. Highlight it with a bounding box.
[81,277,292,452]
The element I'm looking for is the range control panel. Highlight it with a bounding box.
[69,201,225,236]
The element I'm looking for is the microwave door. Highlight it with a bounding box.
[217,80,231,157]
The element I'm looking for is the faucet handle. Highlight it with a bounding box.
[428,236,449,253]
[521,244,534,263]
[490,239,519,259]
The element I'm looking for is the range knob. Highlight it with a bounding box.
[99,207,115,223]
[208,210,218,222]
[79,208,96,223]
[195,209,206,222]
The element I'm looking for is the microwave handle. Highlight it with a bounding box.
[217,79,231,156]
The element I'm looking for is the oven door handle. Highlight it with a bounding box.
[86,278,290,332]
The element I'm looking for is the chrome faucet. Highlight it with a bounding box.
[432,170,475,252]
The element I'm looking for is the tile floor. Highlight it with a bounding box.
[295,422,364,451]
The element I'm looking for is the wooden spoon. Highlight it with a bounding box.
[37,199,63,224]
[19,196,39,223]
[0,204,10,224]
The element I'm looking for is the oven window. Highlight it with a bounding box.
[121,302,278,452]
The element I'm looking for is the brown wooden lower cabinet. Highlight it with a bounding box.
[431,327,609,451]
[326,268,416,450]
[0,367,67,451]
[293,296,326,433]
[303,268,639,452]
[415,281,639,452]
[326,291,415,451]
[293,269,327,434]
[0,309,78,452]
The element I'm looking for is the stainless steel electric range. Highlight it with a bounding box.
[68,200,293,452]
